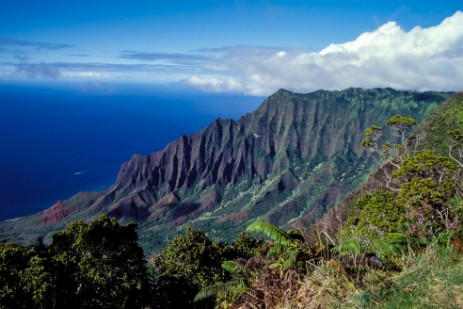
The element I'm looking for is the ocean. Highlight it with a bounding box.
[0,82,263,220]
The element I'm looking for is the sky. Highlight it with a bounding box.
[0,1,462,95]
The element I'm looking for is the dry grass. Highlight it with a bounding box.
[266,245,463,309]
[274,259,360,308]
[230,256,303,309]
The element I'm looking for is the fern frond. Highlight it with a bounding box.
[371,239,401,259]
[283,249,300,269]
[228,279,249,301]
[194,282,227,302]
[331,239,362,256]
[194,281,249,303]
[267,243,284,257]
[386,232,422,247]
[246,221,293,246]
[222,260,244,274]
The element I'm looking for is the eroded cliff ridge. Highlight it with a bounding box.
[1,88,451,253]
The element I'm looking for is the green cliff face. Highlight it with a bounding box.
[0,88,451,254]
[308,92,463,243]
[417,93,463,155]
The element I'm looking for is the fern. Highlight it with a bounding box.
[246,221,293,246]
[194,280,248,304]
[247,221,313,271]
[283,249,300,269]
[222,260,244,274]
[267,243,284,257]
[384,232,409,244]
[331,239,362,256]
[370,239,401,260]
[194,282,228,302]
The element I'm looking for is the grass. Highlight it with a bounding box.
[363,246,463,309]
[275,244,463,309]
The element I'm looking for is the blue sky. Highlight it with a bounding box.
[1,1,462,95]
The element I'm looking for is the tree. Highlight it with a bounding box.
[392,149,456,184]
[153,227,235,308]
[0,243,54,309]
[352,114,460,245]
[49,215,149,308]
[362,115,419,191]
[232,232,264,259]
[385,115,417,157]
[362,115,417,164]
[346,191,406,240]
[392,150,458,239]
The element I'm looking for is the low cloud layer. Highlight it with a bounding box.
[1,12,462,95]
[182,11,463,95]
[15,62,62,79]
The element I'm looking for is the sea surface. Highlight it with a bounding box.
[0,82,263,220]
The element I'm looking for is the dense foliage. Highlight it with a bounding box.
[0,243,53,308]
[0,218,265,308]
[153,227,239,308]
[0,216,150,309]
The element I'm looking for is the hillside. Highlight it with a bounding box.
[1,92,463,309]
[0,88,451,253]
[308,92,463,244]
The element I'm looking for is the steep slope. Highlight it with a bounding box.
[305,92,463,243]
[0,88,451,253]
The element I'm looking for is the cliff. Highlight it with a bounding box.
[0,88,451,253]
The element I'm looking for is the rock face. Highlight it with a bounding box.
[0,88,451,252]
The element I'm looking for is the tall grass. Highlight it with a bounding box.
[361,245,463,308]
[276,244,463,308]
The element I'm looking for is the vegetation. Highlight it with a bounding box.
[0,215,150,308]
[246,221,312,271]
[152,227,237,308]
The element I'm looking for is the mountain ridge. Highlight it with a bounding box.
[0,88,452,253]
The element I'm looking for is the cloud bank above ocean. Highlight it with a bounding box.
[182,11,463,95]
[1,11,462,95]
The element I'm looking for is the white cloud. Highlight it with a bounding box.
[3,12,462,95]
[184,11,463,95]
[181,75,245,93]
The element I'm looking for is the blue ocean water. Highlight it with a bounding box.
[0,82,263,220]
